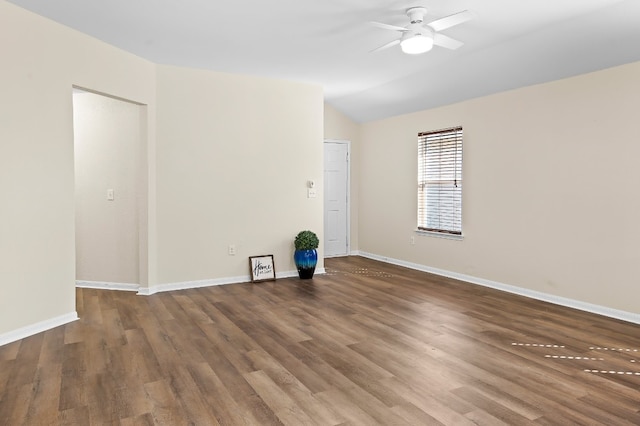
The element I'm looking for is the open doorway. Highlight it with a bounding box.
[72,89,146,290]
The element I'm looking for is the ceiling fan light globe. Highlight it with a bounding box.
[400,35,433,54]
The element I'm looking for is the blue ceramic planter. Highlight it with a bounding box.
[294,249,318,279]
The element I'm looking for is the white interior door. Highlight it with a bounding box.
[324,141,349,257]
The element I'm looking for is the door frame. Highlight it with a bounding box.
[72,87,149,289]
[323,139,351,257]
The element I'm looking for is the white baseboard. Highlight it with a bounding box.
[325,251,360,258]
[138,274,252,295]
[73,269,328,296]
[358,251,640,325]
[137,268,325,296]
[76,280,140,292]
[0,311,78,347]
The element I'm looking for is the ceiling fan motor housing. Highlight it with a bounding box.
[407,7,427,24]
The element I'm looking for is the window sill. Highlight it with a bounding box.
[414,229,464,241]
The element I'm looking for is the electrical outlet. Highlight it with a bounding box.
[228,245,236,255]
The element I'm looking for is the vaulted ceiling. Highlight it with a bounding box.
[9,0,640,122]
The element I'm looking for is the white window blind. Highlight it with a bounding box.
[417,126,463,235]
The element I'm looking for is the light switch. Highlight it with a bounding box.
[107,189,114,201]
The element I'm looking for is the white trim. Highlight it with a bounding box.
[0,312,78,347]
[137,276,246,295]
[137,268,326,296]
[414,229,464,241]
[358,251,640,325]
[76,280,140,292]
[324,139,351,257]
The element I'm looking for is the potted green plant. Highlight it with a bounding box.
[294,230,319,279]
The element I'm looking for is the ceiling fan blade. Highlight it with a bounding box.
[370,39,401,53]
[433,33,464,50]
[427,10,473,32]
[370,21,408,32]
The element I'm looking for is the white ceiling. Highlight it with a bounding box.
[9,0,640,122]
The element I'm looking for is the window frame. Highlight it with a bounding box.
[417,126,463,238]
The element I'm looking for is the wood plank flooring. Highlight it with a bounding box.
[1,256,639,425]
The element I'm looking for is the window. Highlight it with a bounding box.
[417,126,463,235]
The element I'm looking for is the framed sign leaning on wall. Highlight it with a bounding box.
[249,255,276,282]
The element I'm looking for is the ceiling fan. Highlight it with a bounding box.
[371,7,472,54]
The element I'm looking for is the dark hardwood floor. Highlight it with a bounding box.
[1,256,639,425]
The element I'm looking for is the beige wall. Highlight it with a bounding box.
[73,91,142,284]
[324,104,361,252]
[360,61,640,315]
[0,2,156,337]
[155,65,324,285]
[0,1,325,339]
